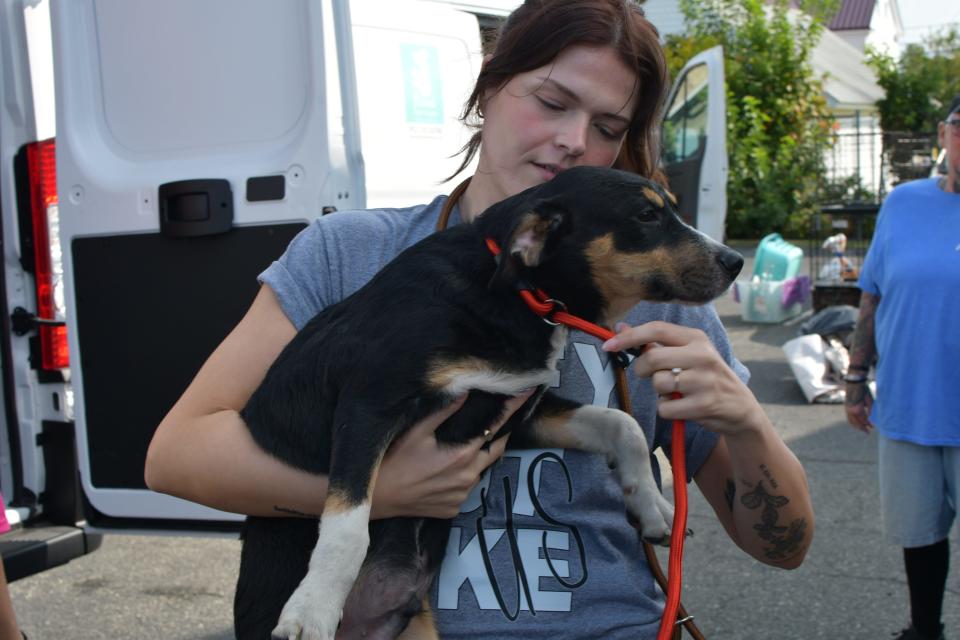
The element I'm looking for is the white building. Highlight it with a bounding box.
[827,0,904,57]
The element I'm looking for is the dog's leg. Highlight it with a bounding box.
[234,517,318,640]
[336,517,450,639]
[520,393,674,544]
[396,605,440,640]
[271,494,373,639]
[272,427,389,640]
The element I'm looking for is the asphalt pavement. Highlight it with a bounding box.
[8,248,959,639]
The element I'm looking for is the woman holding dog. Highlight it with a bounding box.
[146,1,814,637]
[845,94,960,640]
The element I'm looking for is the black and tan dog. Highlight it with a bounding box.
[234,166,743,640]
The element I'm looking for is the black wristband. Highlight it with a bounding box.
[848,364,869,372]
[843,374,868,383]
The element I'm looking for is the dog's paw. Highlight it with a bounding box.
[272,585,340,640]
[272,614,337,640]
[624,486,674,545]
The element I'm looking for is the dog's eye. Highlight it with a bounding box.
[634,208,658,222]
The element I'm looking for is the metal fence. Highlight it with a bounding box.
[821,114,938,204]
[812,118,938,309]
[823,118,884,202]
[881,130,940,186]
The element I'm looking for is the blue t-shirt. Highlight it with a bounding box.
[858,178,960,445]
[260,196,748,639]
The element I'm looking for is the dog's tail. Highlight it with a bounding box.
[234,516,319,639]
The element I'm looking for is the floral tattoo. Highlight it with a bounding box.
[740,479,807,562]
[724,479,736,512]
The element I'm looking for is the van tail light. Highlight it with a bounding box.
[25,138,69,371]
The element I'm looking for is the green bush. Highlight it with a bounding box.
[664,0,837,239]
[867,27,960,134]
[819,174,877,205]
[866,28,959,185]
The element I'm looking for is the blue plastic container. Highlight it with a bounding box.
[753,233,803,281]
[733,233,807,323]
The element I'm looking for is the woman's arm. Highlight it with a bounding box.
[603,321,814,568]
[145,284,522,520]
[693,430,812,569]
[844,291,879,433]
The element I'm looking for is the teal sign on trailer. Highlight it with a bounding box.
[401,44,443,125]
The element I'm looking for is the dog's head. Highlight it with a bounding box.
[474,166,743,324]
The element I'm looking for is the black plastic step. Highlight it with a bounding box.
[0,522,102,582]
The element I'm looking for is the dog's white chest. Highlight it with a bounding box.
[430,327,568,397]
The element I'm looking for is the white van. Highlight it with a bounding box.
[0,0,725,579]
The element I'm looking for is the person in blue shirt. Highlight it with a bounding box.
[845,94,960,640]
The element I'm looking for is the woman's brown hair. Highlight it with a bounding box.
[453,0,669,184]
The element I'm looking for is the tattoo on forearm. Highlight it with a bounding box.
[274,505,321,518]
[848,293,878,372]
[759,463,778,489]
[724,479,736,512]
[740,480,807,561]
[845,381,870,407]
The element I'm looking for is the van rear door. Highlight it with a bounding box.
[0,0,106,579]
[51,0,480,531]
[661,45,728,243]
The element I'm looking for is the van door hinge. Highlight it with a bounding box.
[11,306,65,336]
[37,421,80,525]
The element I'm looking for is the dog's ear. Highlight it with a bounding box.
[488,199,570,291]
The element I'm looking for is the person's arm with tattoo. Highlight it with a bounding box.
[694,428,813,569]
[607,323,814,569]
[844,291,878,433]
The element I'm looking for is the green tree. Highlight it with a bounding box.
[866,27,960,133]
[664,0,837,238]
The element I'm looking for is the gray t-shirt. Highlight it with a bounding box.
[260,195,749,639]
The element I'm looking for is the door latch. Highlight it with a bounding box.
[11,306,65,336]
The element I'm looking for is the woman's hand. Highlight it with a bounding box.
[603,321,763,437]
[844,381,873,433]
[371,391,533,520]
[606,322,815,568]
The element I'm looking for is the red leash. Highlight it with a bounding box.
[485,239,688,639]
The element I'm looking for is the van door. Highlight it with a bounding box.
[1,0,107,580]
[50,0,481,531]
[661,45,727,243]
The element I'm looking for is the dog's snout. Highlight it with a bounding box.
[716,249,744,279]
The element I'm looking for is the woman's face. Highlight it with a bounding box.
[472,45,639,212]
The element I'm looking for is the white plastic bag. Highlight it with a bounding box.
[782,334,845,403]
